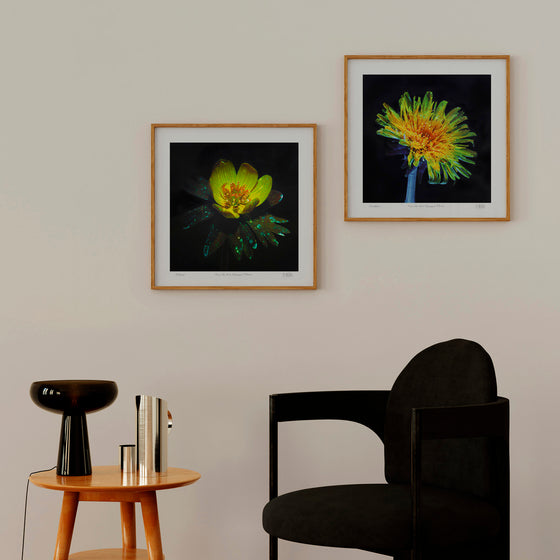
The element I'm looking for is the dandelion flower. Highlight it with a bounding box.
[376,91,476,202]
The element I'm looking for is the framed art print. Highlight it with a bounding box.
[151,124,316,289]
[345,55,509,221]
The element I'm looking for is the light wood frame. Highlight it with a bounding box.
[151,123,317,289]
[344,55,510,221]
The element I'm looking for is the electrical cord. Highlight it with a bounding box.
[21,467,56,560]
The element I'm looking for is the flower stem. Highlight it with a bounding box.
[405,165,418,203]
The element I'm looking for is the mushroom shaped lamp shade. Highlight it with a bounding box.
[30,380,118,476]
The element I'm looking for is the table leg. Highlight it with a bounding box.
[140,492,164,560]
[54,491,79,560]
[120,501,136,550]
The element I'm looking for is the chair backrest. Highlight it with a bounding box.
[384,339,498,498]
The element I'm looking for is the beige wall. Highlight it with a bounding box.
[1,1,557,559]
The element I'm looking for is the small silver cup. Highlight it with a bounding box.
[120,444,136,473]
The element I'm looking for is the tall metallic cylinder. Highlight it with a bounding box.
[136,395,172,477]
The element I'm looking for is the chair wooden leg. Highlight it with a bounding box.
[54,491,79,560]
[140,491,164,560]
[120,501,136,550]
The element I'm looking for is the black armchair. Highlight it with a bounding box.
[262,339,509,560]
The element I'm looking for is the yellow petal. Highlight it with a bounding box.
[238,199,258,215]
[236,163,258,190]
[209,160,236,204]
[213,203,239,219]
[251,175,272,207]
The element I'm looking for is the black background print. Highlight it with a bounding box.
[363,74,491,203]
[170,142,299,272]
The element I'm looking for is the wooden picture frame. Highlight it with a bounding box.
[151,124,316,289]
[345,55,510,221]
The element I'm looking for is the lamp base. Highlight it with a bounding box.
[57,412,91,476]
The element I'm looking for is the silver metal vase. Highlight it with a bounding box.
[135,395,173,477]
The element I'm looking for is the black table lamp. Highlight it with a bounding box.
[30,380,118,476]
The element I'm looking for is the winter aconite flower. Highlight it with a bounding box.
[180,160,289,262]
[376,91,476,201]
[210,159,272,219]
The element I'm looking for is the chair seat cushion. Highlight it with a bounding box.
[263,483,500,554]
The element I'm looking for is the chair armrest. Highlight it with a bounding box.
[412,397,509,441]
[410,397,509,555]
[269,391,390,500]
[271,390,390,438]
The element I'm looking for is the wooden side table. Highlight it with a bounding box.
[30,466,201,560]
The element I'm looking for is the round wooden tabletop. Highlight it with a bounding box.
[30,466,201,493]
